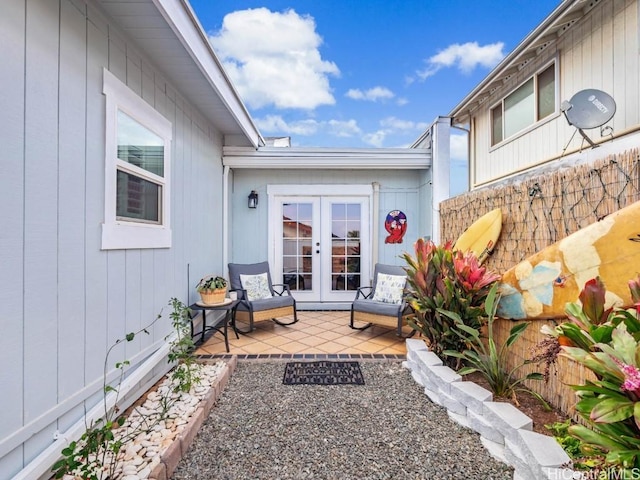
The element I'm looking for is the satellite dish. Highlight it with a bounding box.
[561,88,616,147]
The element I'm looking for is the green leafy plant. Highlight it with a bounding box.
[541,276,640,473]
[545,420,607,471]
[167,297,200,393]
[402,238,500,365]
[443,282,547,406]
[196,275,227,292]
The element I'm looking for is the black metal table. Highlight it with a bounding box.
[188,299,239,352]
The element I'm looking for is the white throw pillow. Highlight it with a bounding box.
[371,273,406,304]
[240,273,272,301]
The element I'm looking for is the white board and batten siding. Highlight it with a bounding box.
[0,1,227,477]
[471,0,639,187]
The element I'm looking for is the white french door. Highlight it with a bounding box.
[270,189,370,305]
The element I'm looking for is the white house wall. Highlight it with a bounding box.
[471,0,639,187]
[0,0,227,477]
[228,169,431,269]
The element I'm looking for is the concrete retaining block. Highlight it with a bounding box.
[483,401,532,444]
[439,389,467,416]
[480,437,509,465]
[467,409,504,444]
[426,365,461,395]
[447,409,471,429]
[505,438,536,480]
[403,339,579,480]
[405,338,428,354]
[516,430,571,478]
[450,381,493,415]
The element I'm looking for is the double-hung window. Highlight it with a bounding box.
[491,62,556,146]
[102,69,172,249]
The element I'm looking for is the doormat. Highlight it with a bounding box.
[283,361,365,385]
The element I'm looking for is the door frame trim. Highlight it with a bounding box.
[267,184,374,307]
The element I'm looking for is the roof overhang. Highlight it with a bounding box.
[223,147,431,169]
[448,0,600,125]
[97,0,263,148]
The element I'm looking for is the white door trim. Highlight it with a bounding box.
[267,184,374,309]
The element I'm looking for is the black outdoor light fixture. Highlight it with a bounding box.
[248,190,259,209]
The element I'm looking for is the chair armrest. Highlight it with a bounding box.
[271,283,292,296]
[355,286,373,300]
[230,287,248,301]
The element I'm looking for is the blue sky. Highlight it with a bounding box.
[189,0,560,156]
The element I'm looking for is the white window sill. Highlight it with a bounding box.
[101,222,172,250]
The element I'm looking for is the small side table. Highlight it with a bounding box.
[188,300,239,353]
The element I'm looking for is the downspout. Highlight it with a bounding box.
[372,182,380,276]
[223,164,230,270]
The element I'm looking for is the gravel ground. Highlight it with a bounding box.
[172,361,512,480]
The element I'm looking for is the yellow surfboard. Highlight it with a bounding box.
[497,200,640,320]
[454,208,503,264]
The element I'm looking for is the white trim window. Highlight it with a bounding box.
[102,69,172,249]
[491,61,556,146]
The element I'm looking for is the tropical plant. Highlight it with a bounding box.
[402,238,500,364]
[541,276,640,473]
[443,282,547,405]
[196,275,227,292]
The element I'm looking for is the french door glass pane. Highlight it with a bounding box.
[331,203,361,291]
[282,203,313,291]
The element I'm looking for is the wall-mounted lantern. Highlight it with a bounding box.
[248,190,259,209]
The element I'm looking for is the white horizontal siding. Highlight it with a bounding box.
[472,0,639,186]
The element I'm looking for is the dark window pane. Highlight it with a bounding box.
[116,170,160,223]
[537,64,555,120]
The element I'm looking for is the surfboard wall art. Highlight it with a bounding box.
[453,208,503,265]
[497,200,640,320]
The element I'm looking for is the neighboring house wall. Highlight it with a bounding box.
[470,0,639,187]
[0,0,226,477]
[228,168,430,268]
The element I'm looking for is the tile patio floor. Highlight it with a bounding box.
[194,310,412,360]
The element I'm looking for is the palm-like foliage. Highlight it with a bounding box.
[443,283,545,404]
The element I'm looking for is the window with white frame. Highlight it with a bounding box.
[491,62,556,146]
[102,69,172,249]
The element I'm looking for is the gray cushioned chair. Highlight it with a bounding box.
[228,261,298,333]
[349,263,415,337]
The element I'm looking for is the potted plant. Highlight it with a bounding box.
[196,275,227,305]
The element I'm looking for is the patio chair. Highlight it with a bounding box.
[228,261,298,333]
[349,263,415,337]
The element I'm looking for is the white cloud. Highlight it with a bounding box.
[254,114,428,147]
[345,86,394,102]
[254,115,321,136]
[209,8,339,110]
[417,41,505,80]
[327,119,362,137]
[380,117,429,131]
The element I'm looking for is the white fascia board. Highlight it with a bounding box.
[222,147,431,170]
[153,0,263,148]
[448,0,580,121]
